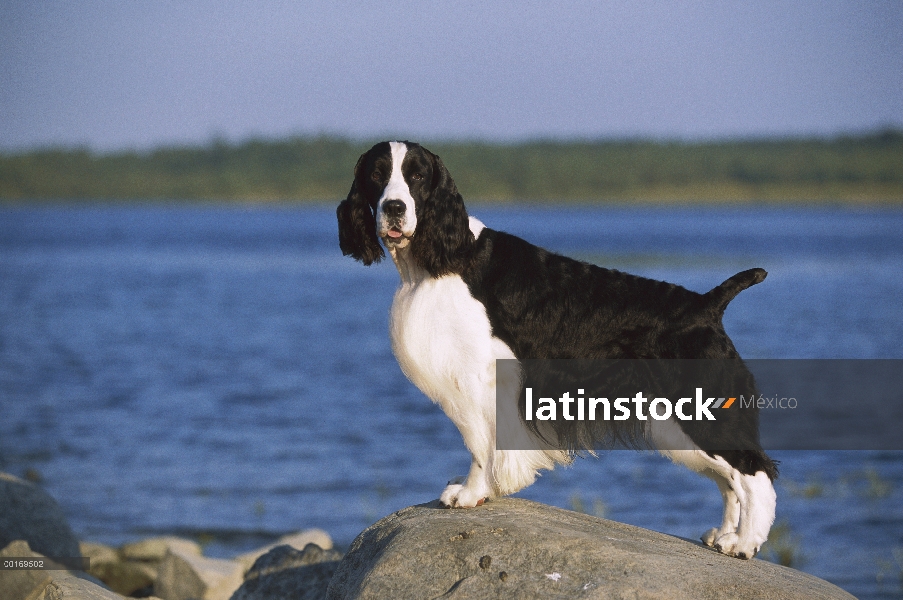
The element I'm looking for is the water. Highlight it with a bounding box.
[1,204,901,598]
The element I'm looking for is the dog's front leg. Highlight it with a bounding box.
[439,403,495,508]
[440,456,492,508]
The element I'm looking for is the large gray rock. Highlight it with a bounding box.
[326,498,854,600]
[230,543,343,600]
[0,472,81,560]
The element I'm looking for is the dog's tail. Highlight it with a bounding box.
[705,268,767,314]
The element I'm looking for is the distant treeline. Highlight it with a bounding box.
[2,131,902,203]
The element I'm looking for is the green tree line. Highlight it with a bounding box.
[1,131,901,203]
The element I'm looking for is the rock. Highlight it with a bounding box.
[1,540,52,600]
[80,541,120,565]
[80,540,156,596]
[120,536,203,562]
[235,529,334,572]
[25,575,132,600]
[0,540,126,600]
[155,546,244,600]
[325,498,855,600]
[0,472,82,560]
[230,543,343,600]
[108,536,202,597]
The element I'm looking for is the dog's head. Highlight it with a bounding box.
[337,141,473,277]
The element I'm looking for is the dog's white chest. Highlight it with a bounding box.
[389,275,502,405]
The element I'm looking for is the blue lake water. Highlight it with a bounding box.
[1,204,901,598]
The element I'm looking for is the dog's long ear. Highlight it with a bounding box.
[411,151,474,277]
[337,151,384,265]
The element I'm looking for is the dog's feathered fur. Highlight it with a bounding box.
[338,140,778,559]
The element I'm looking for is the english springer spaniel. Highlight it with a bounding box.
[337,140,777,560]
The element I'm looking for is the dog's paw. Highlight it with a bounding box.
[701,527,720,547]
[440,483,464,507]
[701,526,739,547]
[439,482,487,508]
[712,533,759,560]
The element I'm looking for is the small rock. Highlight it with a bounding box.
[234,528,333,572]
[230,543,343,600]
[120,536,202,562]
[1,540,52,600]
[1,540,125,600]
[0,472,82,560]
[155,547,244,600]
[27,576,134,600]
[80,541,120,565]
[81,540,156,596]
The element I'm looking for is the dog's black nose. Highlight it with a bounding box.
[382,200,406,218]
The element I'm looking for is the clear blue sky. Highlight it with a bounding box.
[2,1,901,151]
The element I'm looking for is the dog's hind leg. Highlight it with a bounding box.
[701,476,740,547]
[664,449,774,558]
[711,469,776,559]
[652,420,775,559]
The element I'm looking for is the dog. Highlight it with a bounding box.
[337,140,777,559]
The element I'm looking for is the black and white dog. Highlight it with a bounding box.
[337,140,777,559]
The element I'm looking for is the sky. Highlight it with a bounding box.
[1,1,902,152]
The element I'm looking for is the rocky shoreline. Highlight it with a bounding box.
[1,472,340,599]
[1,472,856,599]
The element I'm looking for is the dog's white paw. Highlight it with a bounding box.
[701,526,739,547]
[701,527,720,547]
[439,481,487,508]
[713,532,760,560]
[440,483,464,507]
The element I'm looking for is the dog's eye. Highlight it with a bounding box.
[371,171,382,183]
[411,173,423,182]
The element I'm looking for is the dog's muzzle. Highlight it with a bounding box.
[379,199,412,247]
